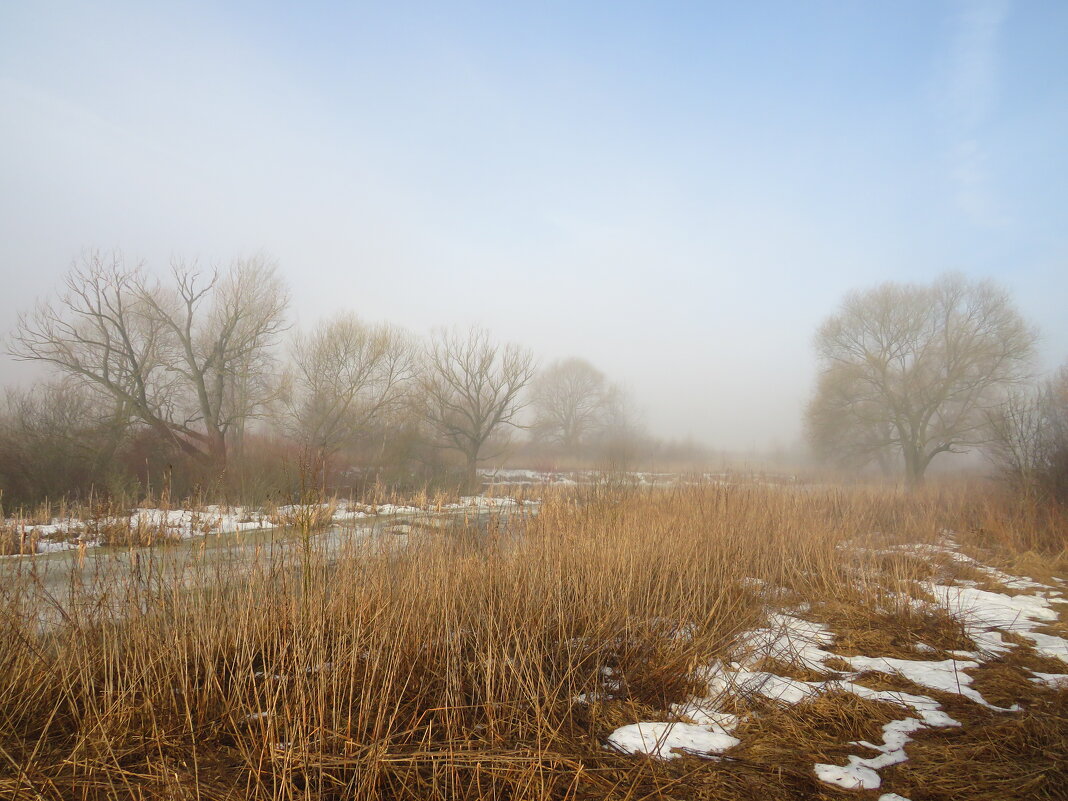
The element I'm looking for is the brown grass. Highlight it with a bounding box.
[814,596,975,659]
[0,524,39,555]
[0,483,1064,800]
[882,694,1068,800]
[730,689,908,769]
[266,498,339,532]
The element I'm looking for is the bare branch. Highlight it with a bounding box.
[807,273,1036,486]
[418,326,535,491]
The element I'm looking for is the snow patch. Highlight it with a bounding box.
[844,655,1017,711]
[925,582,1068,663]
[606,721,740,760]
[1030,671,1068,689]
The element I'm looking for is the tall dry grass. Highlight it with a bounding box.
[0,483,1061,800]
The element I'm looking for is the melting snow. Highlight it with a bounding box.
[816,714,946,790]
[606,721,740,760]
[611,533,1065,795]
[3,496,529,557]
[844,655,1017,710]
[924,582,1068,662]
[1030,671,1068,689]
[735,614,836,669]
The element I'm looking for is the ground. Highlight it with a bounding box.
[0,481,1065,800]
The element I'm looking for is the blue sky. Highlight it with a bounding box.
[1,0,1066,450]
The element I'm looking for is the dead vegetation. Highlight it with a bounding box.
[266,498,339,532]
[812,595,975,659]
[883,695,1068,801]
[0,525,38,556]
[0,483,1065,800]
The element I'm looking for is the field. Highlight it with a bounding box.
[1,482,1066,801]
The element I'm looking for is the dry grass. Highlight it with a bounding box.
[0,522,40,555]
[882,695,1068,801]
[0,483,1064,800]
[813,595,975,659]
[266,498,339,532]
[730,690,907,769]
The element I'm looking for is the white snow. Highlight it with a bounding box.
[669,701,740,731]
[815,716,933,790]
[703,666,823,705]
[603,534,1061,790]
[1029,671,1068,689]
[1024,630,1068,662]
[445,496,519,510]
[924,581,1068,663]
[841,683,960,728]
[734,614,836,670]
[844,655,1017,710]
[606,721,740,760]
[924,583,1059,630]
[814,760,882,790]
[2,494,530,557]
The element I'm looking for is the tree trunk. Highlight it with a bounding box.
[903,446,925,490]
[464,453,480,496]
[207,429,228,479]
[876,448,894,478]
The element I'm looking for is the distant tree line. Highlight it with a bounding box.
[0,251,688,507]
[8,257,1059,508]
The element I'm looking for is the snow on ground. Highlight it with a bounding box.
[606,720,740,760]
[601,537,1066,791]
[1030,671,1068,689]
[477,468,794,488]
[842,655,1016,710]
[814,716,926,790]
[2,496,527,557]
[734,613,836,669]
[923,580,1068,662]
[479,469,578,486]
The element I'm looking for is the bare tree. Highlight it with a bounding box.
[805,368,898,476]
[0,379,131,503]
[986,364,1068,501]
[530,358,610,451]
[808,273,1036,487]
[419,326,535,492]
[596,383,645,474]
[285,313,415,463]
[9,251,289,474]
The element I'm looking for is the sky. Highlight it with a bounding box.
[1,0,1066,451]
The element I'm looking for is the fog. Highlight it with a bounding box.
[2,0,1067,453]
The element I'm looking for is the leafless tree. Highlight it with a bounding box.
[419,326,535,492]
[596,384,645,474]
[805,368,898,476]
[285,313,415,463]
[986,365,1068,501]
[9,251,289,474]
[0,379,131,502]
[530,358,611,451]
[808,273,1036,487]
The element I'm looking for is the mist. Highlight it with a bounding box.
[2,0,1067,455]
[5,6,1068,794]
